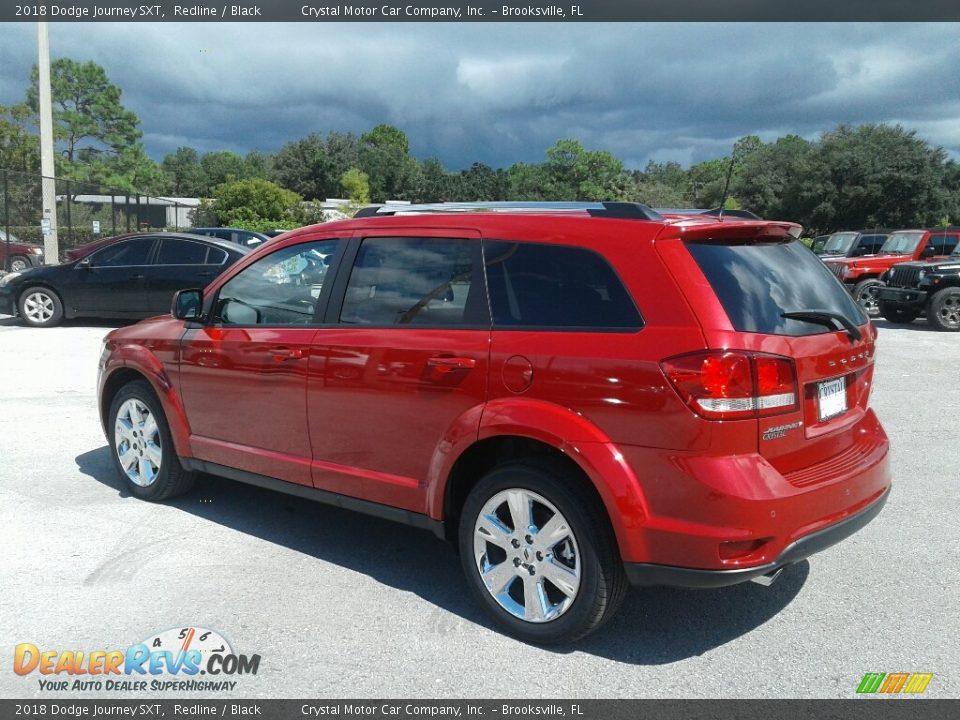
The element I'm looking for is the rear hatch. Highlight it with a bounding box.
[656,221,878,483]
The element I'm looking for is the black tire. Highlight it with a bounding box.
[853,279,884,318]
[17,286,64,327]
[458,458,627,644]
[107,380,195,501]
[926,288,960,332]
[9,255,30,273]
[877,301,918,324]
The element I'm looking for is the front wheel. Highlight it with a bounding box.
[9,255,30,273]
[878,301,918,324]
[18,286,64,327]
[108,380,195,500]
[853,279,884,317]
[926,288,960,331]
[458,460,627,644]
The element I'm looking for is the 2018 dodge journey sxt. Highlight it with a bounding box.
[97,202,891,643]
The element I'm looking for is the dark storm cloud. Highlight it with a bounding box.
[1,22,958,170]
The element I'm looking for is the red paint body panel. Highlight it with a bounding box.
[98,211,891,578]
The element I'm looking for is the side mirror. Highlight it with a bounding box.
[77,256,93,269]
[920,246,936,258]
[172,288,202,320]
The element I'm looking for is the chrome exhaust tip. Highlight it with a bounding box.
[750,567,785,587]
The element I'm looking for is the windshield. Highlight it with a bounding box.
[822,232,858,254]
[880,231,924,254]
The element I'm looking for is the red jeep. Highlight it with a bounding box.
[822,228,960,316]
[97,202,890,643]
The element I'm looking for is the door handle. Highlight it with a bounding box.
[132,274,145,280]
[427,356,476,370]
[270,347,304,362]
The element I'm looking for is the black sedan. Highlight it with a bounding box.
[0,232,248,327]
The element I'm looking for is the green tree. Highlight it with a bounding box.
[200,151,246,191]
[359,124,418,202]
[27,59,141,164]
[0,103,39,173]
[208,178,303,229]
[340,167,370,204]
[735,135,813,219]
[801,124,949,231]
[162,146,206,196]
[270,132,360,200]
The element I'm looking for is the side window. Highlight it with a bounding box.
[157,239,209,265]
[928,234,959,255]
[339,237,485,327]
[484,240,642,330]
[215,240,337,326]
[91,238,155,267]
[205,247,228,266]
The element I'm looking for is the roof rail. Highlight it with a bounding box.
[353,201,663,221]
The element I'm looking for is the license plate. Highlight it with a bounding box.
[817,376,847,421]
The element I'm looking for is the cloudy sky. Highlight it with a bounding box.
[1,22,959,170]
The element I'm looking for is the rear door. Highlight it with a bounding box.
[673,231,879,477]
[145,238,228,314]
[306,231,490,512]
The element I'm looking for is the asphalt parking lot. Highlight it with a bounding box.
[0,314,957,699]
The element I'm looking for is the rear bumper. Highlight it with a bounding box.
[624,485,889,587]
[877,287,927,307]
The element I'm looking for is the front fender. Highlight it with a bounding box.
[426,397,650,558]
[100,344,193,458]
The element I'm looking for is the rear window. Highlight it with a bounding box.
[484,240,642,330]
[688,240,866,336]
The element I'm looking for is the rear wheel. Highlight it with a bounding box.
[108,380,195,500]
[853,279,884,317]
[878,301,918,324]
[458,459,627,644]
[926,288,960,331]
[18,286,63,327]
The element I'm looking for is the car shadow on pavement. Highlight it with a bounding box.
[76,445,808,663]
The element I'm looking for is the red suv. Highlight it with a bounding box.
[97,202,891,643]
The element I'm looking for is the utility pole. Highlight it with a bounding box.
[38,21,59,264]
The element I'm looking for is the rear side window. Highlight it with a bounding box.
[927,234,959,256]
[484,240,641,330]
[205,247,228,265]
[340,237,487,327]
[688,240,866,336]
[157,239,208,265]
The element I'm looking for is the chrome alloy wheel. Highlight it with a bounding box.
[21,290,56,324]
[473,488,581,623]
[114,398,163,487]
[857,284,881,316]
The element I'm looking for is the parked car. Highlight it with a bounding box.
[822,228,960,316]
[0,230,45,272]
[190,227,271,248]
[815,230,889,258]
[877,242,960,330]
[0,232,248,327]
[810,235,830,254]
[97,202,890,644]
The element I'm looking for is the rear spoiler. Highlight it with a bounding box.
[657,220,803,243]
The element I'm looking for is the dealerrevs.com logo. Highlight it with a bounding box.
[14,627,261,692]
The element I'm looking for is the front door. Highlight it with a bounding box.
[178,238,341,487]
[68,236,156,315]
[308,233,490,512]
[145,237,228,314]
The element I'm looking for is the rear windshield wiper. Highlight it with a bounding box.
[781,309,863,342]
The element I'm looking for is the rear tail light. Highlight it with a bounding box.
[661,351,799,420]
